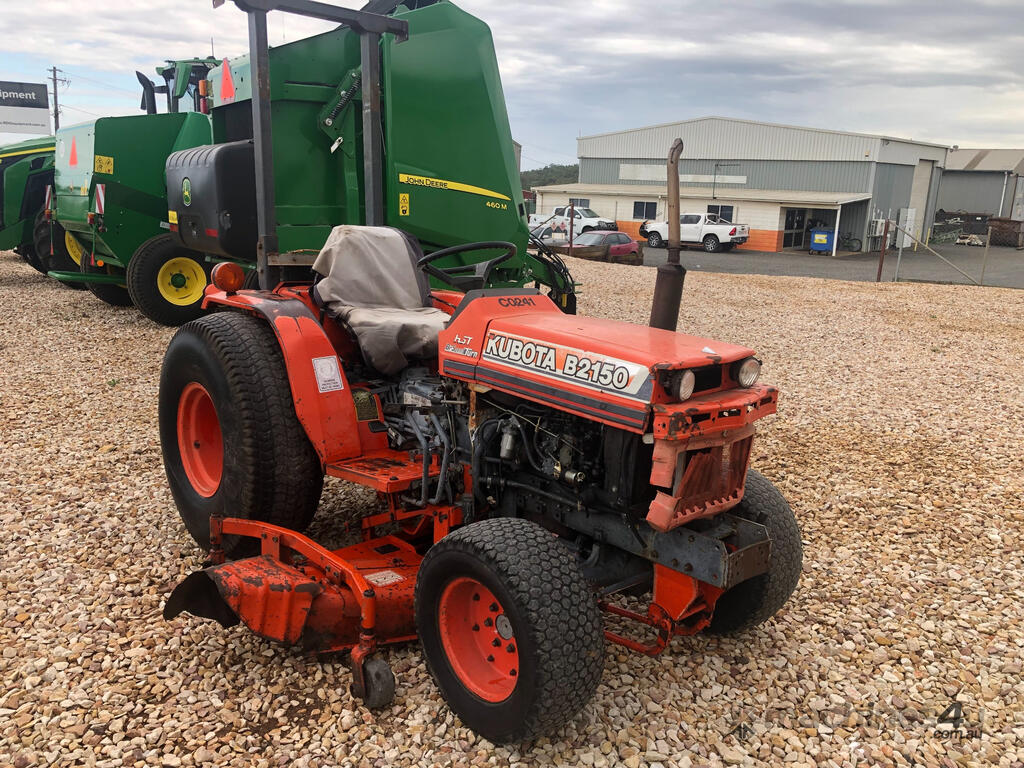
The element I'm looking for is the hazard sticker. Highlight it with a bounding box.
[94,155,114,174]
[399,193,410,216]
[168,210,178,224]
[312,355,344,393]
[365,570,403,587]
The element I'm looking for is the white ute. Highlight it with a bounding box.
[528,206,617,238]
[640,213,749,252]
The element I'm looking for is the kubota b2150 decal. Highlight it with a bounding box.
[482,331,651,400]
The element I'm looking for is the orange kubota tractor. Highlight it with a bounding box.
[161,0,801,745]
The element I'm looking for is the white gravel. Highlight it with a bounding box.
[1,250,1022,768]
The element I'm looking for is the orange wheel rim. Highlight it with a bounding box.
[438,576,519,703]
[176,382,223,497]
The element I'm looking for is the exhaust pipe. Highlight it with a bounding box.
[649,138,686,331]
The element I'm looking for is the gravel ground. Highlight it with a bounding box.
[1,250,1022,768]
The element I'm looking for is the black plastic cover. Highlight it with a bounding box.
[166,140,257,259]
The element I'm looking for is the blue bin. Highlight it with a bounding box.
[809,228,834,253]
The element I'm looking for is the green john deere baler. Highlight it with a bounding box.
[165,0,574,311]
[0,136,56,275]
[48,59,219,318]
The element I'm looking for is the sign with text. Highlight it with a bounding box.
[0,81,50,135]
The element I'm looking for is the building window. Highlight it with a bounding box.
[707,204,734,222]
[633,201,657,219]
[568,198,590,208]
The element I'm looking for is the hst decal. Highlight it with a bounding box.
[482,331,651,399]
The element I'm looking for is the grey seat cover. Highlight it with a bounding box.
[311,226,449,375]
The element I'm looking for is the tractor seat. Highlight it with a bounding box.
[311,226,450,375]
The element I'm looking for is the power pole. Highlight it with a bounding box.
[50,66,62,131]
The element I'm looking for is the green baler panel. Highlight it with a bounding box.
[0,137,55,250]
[383,3,529,266]
[55,113,212,264]
[205,1,529,271]
[209,28,362,250]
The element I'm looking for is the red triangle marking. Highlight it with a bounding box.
[220,58,235,102]
[69,137,78,167]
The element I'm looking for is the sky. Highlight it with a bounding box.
[2,1,1023,169]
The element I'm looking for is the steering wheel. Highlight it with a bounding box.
[417,241,516,292]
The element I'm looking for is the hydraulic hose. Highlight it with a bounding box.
[405,413,431,507]
[428,413,451,505]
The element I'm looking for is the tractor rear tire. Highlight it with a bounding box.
[128,234,210,326]
[33,213,85,289]
[78,241,133,307]
[706,470,802,634]
[159,311,324,557]
[415,518,605,744]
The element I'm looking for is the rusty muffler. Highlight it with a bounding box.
[649,138,686,331]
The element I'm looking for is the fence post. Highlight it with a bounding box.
[876,219,890,282]
[980,225,991,286]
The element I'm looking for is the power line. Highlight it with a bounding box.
[61,104,105,117]
[61,70,138,96]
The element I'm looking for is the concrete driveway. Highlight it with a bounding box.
[641,242,1024,289]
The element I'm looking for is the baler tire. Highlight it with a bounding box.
[242,268,260,290]
[128,235,210,327]
[159,311,324,558]
[79,254,133,307]
[415,518,605,744]
[23,245,47,275]
[33,213,85,288]
[706,470,802,635]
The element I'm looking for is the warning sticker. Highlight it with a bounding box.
[168,210,178,224]
[94,155,114,174]
[312,356,344,393]
[365,570,404,587]
[399,193,410,216]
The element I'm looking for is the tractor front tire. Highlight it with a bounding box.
[415,518,605,744]
[706,470,802,634]
[159,311,324,558]
[128,235,210,326]
[33,213,85,288]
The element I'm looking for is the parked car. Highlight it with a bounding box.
[639,213,749,252]
[528,205,617,238]
[549,230,641,264]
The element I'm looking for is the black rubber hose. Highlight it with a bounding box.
[472,419,502,506]
[405,413,431,507]
[429,413,451,505]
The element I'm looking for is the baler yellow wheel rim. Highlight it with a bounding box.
[64,231,84,266]
[157,256,207,306]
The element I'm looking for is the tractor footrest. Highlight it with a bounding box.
[327,449,438,493]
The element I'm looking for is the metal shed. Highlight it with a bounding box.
[937,148,1024,219]
[532,117,948,253]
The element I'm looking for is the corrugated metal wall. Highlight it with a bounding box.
[580,158,873,193]
[578,118,882,162]
[871,164,915,219]
[842,200,870,246]
[936,171,1008,215]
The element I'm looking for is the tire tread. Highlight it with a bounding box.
[416,518,605,742]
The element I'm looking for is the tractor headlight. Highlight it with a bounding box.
[733,357,761,387]
[674,369,696,401]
